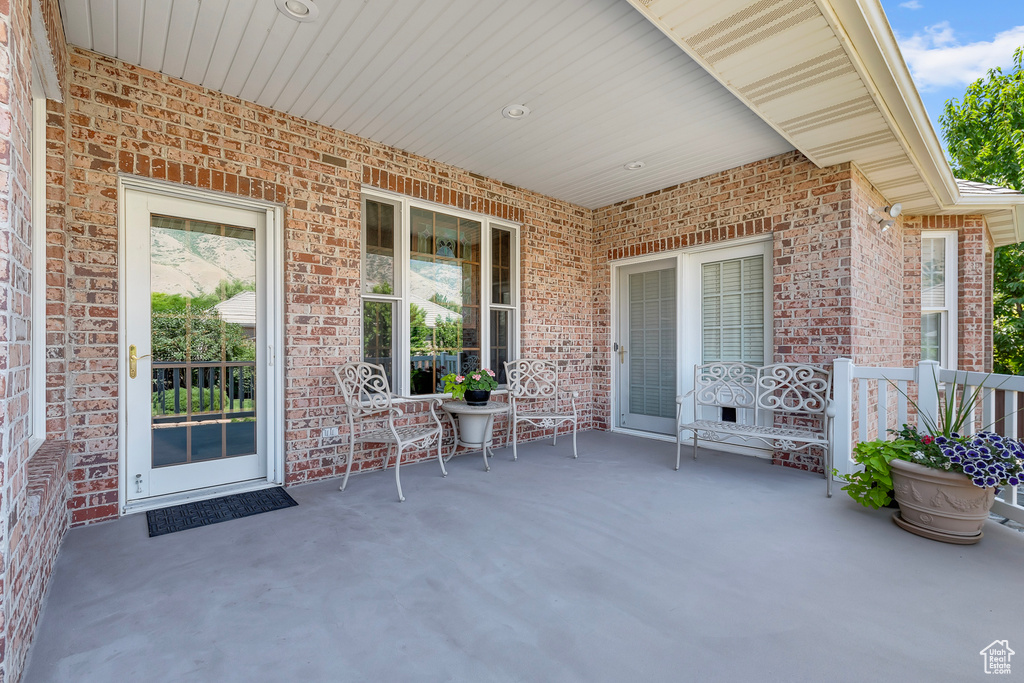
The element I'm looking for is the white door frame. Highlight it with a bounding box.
[610,235,773,454]
[117,175,286,514]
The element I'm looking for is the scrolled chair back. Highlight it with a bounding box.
[756,363,831,415]
[334,362,393,418]
[693,362,760,409]
[505,359,559,399]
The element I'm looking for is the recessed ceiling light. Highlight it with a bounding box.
[501,104,530,120]
[276,0,319,22]
[623,161,646,171]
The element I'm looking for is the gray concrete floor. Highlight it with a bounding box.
[23,432,1024,682]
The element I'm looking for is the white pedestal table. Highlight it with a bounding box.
[440,400,510,472]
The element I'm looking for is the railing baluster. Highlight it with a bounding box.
[896,380,907,428]
[982,386,995,434]
[1003,389,1018,440]
[173,368,181,413]
[877,381,888,439]
[962,384,974,435]
[858,379,869,442]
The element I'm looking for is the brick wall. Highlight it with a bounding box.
[593,152,857,470]
[850,167,907,367]
[0,0,59,680]
[64,48,596,520]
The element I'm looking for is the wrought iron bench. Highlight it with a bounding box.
[676,362,835,497]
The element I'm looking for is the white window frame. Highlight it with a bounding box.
[360,187,520,396]
[28,66,47,454]
[921,230,958,370]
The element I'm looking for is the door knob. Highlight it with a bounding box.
[129,344,151,379]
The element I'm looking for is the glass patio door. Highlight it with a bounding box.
[124,191,268,502]
[616,260,678,434]
[684,241,772,441]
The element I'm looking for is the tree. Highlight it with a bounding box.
[433,317,463,352]
[940,46,1024,374]
[151,279,255,363]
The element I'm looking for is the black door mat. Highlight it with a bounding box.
[146,487,298,537]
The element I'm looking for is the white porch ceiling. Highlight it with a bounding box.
[59,0,794,210]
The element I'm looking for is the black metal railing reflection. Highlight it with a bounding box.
[152,362,256,419]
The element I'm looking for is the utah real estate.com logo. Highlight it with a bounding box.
[980,640,1014,675]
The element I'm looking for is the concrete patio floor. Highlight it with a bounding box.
[23,432,1024,682]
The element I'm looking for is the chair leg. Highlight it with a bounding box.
[571,422,578,459]
[552,421,558,446]
[511,420,518,461]
[825,444,832,498]
[437,434,447,478]
[394,446,405,502]
[693,433,699,461]
[341,439,356,491]
[675,433,681,471]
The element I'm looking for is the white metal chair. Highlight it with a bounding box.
[504,359,579,460]
[334,362,446,502]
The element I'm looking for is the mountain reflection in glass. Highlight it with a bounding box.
[409,208,481,395]
[149,215,258,467]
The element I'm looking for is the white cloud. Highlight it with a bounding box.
[899,1,922,9]
[897,21,1024,90]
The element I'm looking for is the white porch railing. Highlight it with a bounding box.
[833,359,1024,524]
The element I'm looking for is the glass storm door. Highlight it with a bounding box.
[617,260,678,434]
[124,192,268,502]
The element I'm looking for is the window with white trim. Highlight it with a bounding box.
[360,190,518,395]
[921,231,958,368]
[28,67,47,452]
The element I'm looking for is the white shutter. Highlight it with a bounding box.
[702,256,764,365]
[921,237,946,308]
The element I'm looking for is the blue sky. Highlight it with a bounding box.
[879,0,1024,149]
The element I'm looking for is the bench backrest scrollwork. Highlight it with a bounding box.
[692,362,832,423]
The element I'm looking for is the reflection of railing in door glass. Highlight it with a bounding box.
[149,214,258,468]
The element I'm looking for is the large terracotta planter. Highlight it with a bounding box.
[889,458,996,544]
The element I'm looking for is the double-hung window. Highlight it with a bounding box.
[921,231,958,368]
[360,190,518,395]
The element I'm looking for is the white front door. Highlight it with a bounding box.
[616,259,678,435]
[123,190,272,502]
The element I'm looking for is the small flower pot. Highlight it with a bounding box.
[464,390,491,406]
[889,458,996,544]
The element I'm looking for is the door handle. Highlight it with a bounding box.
[129,344,151,379]
[617,345,626,364]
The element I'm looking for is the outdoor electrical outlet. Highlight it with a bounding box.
[322,427,339,438]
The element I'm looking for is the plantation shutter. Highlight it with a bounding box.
[921,237,946,308]
[702,256,764,364]
[628,269,677,419]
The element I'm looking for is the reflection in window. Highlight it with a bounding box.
[149,215,258,467]
[409,208,481,395]
[360,196,517,394]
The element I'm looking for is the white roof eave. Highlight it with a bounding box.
[821,0,959,207]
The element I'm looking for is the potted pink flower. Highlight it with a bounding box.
[442,368,498,405]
